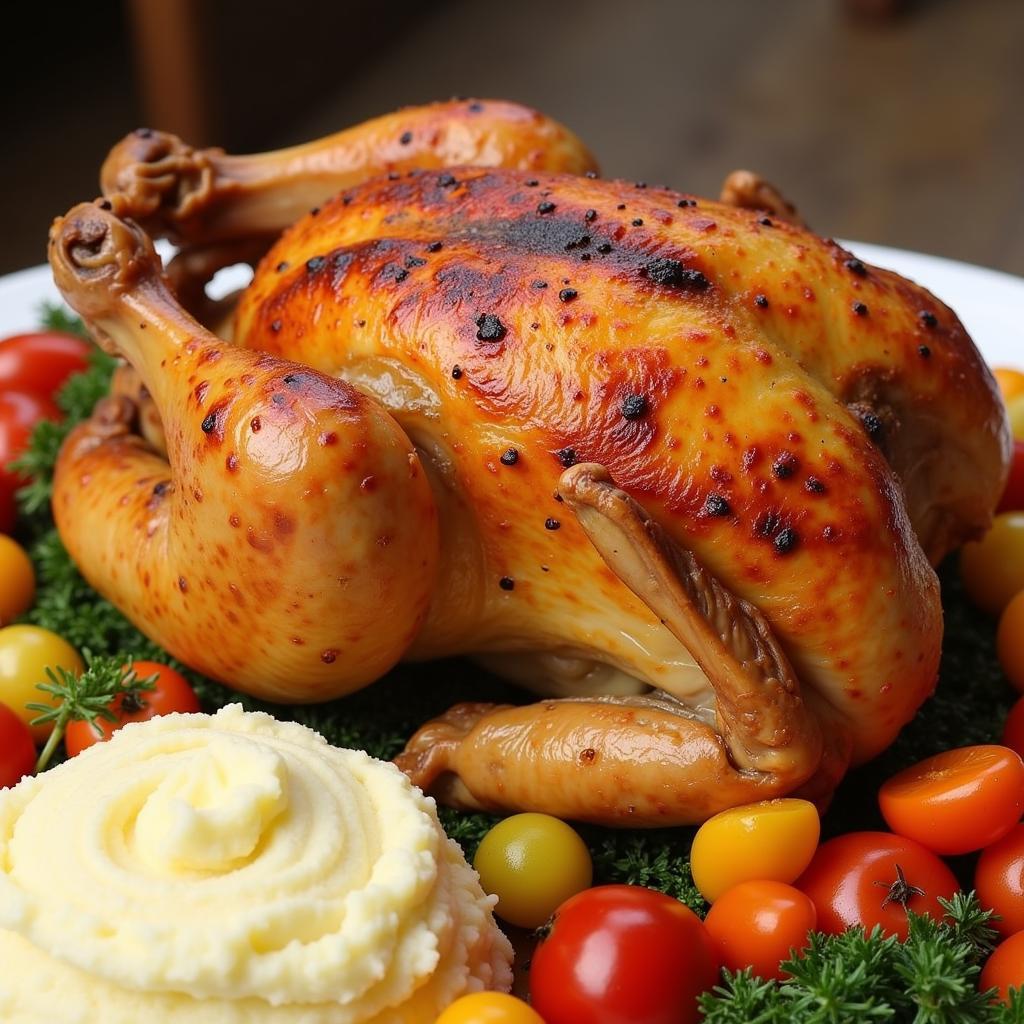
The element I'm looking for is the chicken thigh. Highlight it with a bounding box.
[48,100,1009,825]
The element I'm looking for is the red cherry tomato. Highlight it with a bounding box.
[64,661,201,756]
[980,930,1024,1005]
[976,824,1024,938]
[0,391,60,532]
[998,441,1024,514]
[0,701,35,788]
[530,885,720,1024]
[795,832,959,940]
[0,331,91,401]
[703,880,816,981]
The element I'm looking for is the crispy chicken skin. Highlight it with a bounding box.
[48,100,1009,825]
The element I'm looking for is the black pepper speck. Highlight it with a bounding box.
[537,201,556,214]
[597,242,612,254]
[755,294,769,308]
[426,241,443,253]
[631,218,644,227]
[500,448,519,466]
[772,453,799,479]
[499,577,515,591]
[557,448,578,468]
[585,208,597,222]
[621,394,649,420]
[270,319,282,333]
[399,130,413,145]
[705,493,732,517]
[475,313,507,342]
[852,301,869,317]
[918,344,932,358]
[759,217,773,227]
[200,412,217,434]
[774,527,799,554]
[845,258,868,277]
[545,518,561,530]
[645,258,710,290]
[452,365,463,379]
[438,173,457,188]
[306,256,325,272]
[559,288,578,302]
[919,310,938,328]
[805,477,826,494]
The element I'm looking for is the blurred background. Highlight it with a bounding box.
[3,0,1022,277]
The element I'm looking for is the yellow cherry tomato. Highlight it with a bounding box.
[1009,395,1024,443]
[436,992,545,1024]
[0,535,35,625]
[993,367,1024,404]
[690,798,821,903]
[999,590,1024,693]
[473,812,592,929]
[961,512,1024,616]
[0,625,84,742]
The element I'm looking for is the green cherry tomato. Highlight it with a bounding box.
[473,812,593,929]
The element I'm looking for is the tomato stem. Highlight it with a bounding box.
[875,862,926,910]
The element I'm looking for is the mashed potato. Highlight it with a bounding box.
[0,704,512,1023]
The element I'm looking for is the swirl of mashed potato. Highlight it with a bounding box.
[0,704,512,1023]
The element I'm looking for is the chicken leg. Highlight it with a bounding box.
[49,201,439,700]
[396,464,842,825]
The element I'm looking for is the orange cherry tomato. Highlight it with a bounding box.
[980,930,1024,1005]
[795,832,959,941]
[878,745,1024,855]
[976,824,1024,938]
[1003,697,1024,759]
[64,661,200,756]
[703,880,816,981]
[998,590,1024,693]
[994,368,1024,404]
[435,992,545,1024]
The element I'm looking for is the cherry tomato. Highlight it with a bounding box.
[0,701,35,788]
[878,745,1024,855]
[980,930,1024,1005]
[690,798,820,903]
[435,992,545,1024]
[998,590,1024,693]
[976,824,1024,938]
[1009,395,1024,444]
[960,512,1024,616]
[0,390,60,533]
[0,331,91,400]
[530,885,720,1024]
[473,812,592,929]
[0,625,84,742]
[1002,697,1024,759]
[0,535,34,624]
[994,368,1024,404]
[64,661,200,756]
[997,442,1024,514]
[795,831,959,940]
[703,880,816,981]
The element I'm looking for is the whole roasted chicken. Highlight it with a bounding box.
[48,100,1010,826]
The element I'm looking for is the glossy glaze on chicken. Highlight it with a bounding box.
[47,99,1010,825]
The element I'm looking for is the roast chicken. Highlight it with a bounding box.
[47,99,1010,826]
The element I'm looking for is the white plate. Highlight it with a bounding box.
[1,242,1021,368]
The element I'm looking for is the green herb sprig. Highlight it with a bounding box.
[700,894,1016,1024]
[28,653,157,772]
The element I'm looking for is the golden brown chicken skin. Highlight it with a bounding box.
[48,105,1008,826]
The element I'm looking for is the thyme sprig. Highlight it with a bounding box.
[29,653,157,772]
